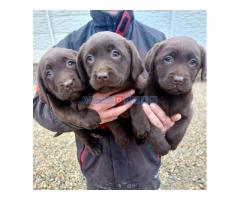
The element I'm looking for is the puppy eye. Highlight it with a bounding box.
[86,54,95,63]
[66,60,76,68]
[163,55,174,64]
[111,49,121,58]
[46,69,53,78]
[189,58,198,67]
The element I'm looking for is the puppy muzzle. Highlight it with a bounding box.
[56,78,85,100]
[90,69,123,91]
[160,73,192,94]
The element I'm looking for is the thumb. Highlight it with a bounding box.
[171,113,182,122]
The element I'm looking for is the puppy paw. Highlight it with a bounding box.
[81,110,101,129]
[134,123,150,139]
[166,133,181,150]
[148,132,171,156]
[153,142,171,156]
[83,122,99,130]
[136,128,149,139]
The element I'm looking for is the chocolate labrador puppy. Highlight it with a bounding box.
[37,47,102,155]
[133,36,206,156]
[76,31,147,147]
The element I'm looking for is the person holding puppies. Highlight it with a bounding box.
[33,10,181,190]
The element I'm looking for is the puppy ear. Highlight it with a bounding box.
[144,43,162,76]
[126,40,148,90]
[70,49,78,57]
[76,43,88,86]
[200,46,207,81]
[37,66,49,104]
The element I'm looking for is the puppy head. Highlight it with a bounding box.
[37,48,85,103]
[145,36,206,95]
[77,31,146,93]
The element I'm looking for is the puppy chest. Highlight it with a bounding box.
[157,96,188,116]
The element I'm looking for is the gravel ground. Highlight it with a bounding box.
[33,82,206,190]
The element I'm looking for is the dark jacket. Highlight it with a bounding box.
[33,10,166,189]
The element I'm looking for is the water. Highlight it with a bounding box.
[33,10,206,63]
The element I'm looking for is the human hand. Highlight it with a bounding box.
[88,89,136,124]
[142,103,181,133]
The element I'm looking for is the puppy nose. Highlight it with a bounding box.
[173,75,184,82]
[63,79,74,89]
[96,72,109,81]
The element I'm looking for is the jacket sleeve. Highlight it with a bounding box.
[33,95,73,132]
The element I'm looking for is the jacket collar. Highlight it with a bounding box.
[90,10,134,27]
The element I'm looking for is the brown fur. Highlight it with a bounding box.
[134,36,206,156]
[37,47,102,155]
[77,31,147,147]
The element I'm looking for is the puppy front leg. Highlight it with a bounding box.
[70,98,101,129]
[76,109,101,130]
[166,116,192,150]
[107,121,130,148]
[130,104,150,139]
[50,102,100,130]
[147,125,171,156]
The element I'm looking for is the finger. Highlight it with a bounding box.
[98,89,135,111]
[100,117,118,124]
[163,114,182,131]
[92,90,120,102]
[101,99,136,119]
[149,103,173,127]
[171,113,182,122]
[142,103,166,132]
[88,92,120,110]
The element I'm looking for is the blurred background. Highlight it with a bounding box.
[33,10,206,63]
